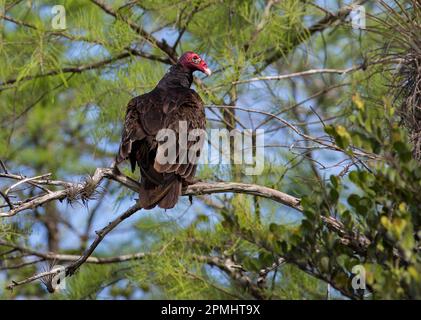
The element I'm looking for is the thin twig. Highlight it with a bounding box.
[0,160,8,174]
[0,190,14,210]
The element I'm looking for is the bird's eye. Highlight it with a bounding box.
[192,56,201,64]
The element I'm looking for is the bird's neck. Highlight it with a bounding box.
[157,64,193,89]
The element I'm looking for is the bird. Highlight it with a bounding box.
[116,51,211,209]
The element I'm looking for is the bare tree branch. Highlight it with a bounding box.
[0,167,303,218]
[0,159,9,173]
[206,105,379,160]
[198,255,267,299]
[0,166,381,268]
[5,203,143,290]
[65,203,143,276]
[0,190,14,210]
[234,57,401,85]
[234,66,362,85]
[0,52,133,90]
[0,240,146,265]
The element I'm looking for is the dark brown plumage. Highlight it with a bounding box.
[116,52,210,209]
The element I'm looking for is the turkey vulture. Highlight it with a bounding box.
[116,52,211,209]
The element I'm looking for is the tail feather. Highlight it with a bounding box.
[158,181,182,209]
[139,179,182,209]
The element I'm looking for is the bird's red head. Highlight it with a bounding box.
[177,51,211,76]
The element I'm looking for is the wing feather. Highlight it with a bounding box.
[153,89,205,181]
[117,87,206,209]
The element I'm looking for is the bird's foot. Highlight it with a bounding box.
[183,178,203,186]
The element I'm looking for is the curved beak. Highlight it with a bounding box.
[203,67,212,76]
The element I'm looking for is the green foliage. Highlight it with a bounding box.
[300,97,421,299]
[55,264,132,300]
